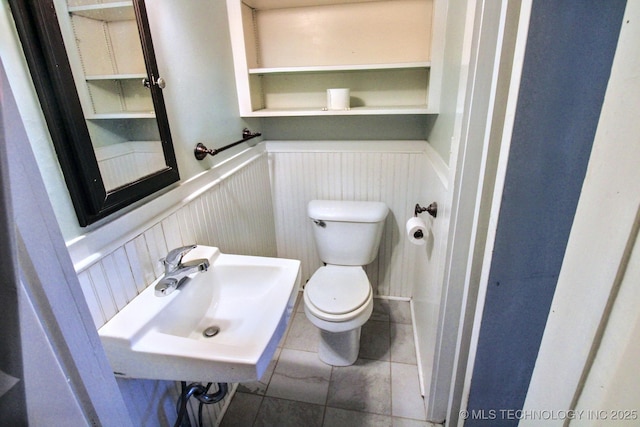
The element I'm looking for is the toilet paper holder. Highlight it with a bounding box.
[415,202,438,218]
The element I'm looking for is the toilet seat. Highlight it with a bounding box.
[305,266,371,322]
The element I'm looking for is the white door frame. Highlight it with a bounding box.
[443,0,635,425]
[427,0,531,423]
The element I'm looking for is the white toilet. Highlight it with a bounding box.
[303,200,388,366]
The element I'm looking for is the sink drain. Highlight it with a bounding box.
[202,326,220,338]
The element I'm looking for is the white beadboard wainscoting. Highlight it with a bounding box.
[68,140,448,426]
[268,140,450,406]
[268,140,442,299]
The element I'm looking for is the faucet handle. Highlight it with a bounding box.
[162,244,197,272]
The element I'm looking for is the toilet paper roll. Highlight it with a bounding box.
[406,217,427,245]
[327,88,350,110]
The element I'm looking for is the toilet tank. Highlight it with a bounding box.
[308,200,388,266]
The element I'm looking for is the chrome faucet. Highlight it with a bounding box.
[154,244,210,297]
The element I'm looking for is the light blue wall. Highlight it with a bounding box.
[0,2,79,240]
[145,0,260,180]
[261,115,434,141]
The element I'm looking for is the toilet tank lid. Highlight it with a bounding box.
[308,200,388,223]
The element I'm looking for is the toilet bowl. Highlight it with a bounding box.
[303,200,388,366]
[304,266,374,366]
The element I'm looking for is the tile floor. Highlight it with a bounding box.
[220,293,440,427]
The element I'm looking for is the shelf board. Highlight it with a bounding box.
[68,1,135,21]
[243,105,436,117]
[243,0,379,10]
[86,112,156,120]
[85,73,147,81]
[249,62,431,75]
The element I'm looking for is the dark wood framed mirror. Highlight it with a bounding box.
[10,0,179,226]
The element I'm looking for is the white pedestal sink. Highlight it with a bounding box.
[98,246,300,383]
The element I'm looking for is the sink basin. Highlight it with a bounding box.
[98,246,300,383]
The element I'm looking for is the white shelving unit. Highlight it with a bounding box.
[227,0,445,117]
[64,0,154,119]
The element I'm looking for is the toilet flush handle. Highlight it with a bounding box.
[313,219,326,228]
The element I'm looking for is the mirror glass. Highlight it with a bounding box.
[58,1,166,191]
[10,0,180,226]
